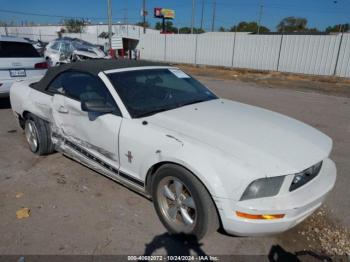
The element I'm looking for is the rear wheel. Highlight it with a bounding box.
[24,114,55,155]
[25,120,39,153]
[152,164,219,240]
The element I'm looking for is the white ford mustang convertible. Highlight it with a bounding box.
[10,60,336,239]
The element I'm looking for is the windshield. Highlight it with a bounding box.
[107,68,218,118]
[72,39,95,50]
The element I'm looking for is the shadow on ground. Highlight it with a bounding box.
[143,234,333,262]
[268,245,332,262]
[0,97,11,109]
[144,233,207,257]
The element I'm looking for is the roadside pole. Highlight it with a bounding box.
[107,0,113,51]
[276,33,284,72]
[231,28,237,68]
[143,0,146,34]
[191,0,195,34]
[211,0,216,32]
[333,31,344,76]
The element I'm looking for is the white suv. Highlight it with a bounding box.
[0,36,48,97]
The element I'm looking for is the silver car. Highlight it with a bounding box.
[44,37,108,67]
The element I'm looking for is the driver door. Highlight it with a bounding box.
[50,71,122,176]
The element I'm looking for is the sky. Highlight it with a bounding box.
[0,0,349,31]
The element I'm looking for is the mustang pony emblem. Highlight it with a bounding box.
[125,151,133,163]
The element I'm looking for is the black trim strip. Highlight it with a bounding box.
[119,171,144,187]
[52,132,144,187]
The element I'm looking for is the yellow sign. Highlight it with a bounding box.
[161,9,175,19]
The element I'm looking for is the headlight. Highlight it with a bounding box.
[240,176,285,201]
[289,161,322,191]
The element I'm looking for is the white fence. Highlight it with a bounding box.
[1,25,349,77]
[0,24,158,43]
[138,33,350,77]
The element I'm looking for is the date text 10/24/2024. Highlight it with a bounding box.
[128,256,219,261]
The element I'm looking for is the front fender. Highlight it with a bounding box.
[119,118,259,201]
[138,132,258,201]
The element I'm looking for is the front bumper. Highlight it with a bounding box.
[216,158,336,236]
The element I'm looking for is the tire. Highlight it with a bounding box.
[24,114,55,155]
[151,164,219,240]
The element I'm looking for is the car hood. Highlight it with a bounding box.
[147,99,332,177]
[73,48,106,58]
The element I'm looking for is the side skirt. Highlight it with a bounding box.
[52,132,150,198]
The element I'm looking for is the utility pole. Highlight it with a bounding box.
[142,0,146,33]
[211,0,216,32]
[123,7,128,24]
[200,0,204,31]
[107,0,112,49]
[339,24,343,33]
[191,0,195,34]
[257,1,263,34]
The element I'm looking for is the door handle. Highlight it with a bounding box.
[57,106,69,113]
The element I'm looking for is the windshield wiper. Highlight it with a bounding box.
[136,107,175,118]
[178,98,210,107]
[135,98,215,118]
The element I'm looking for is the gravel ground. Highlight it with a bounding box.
[0,72,349,258]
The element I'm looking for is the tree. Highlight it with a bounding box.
[219,26,226,32]
[178,27,204,34]
[155,22,162,30]
[277,16,308,32]
[136,21,150,28]
[306,27,319,33]
[229,21,270,33]
[64,19,85,33]
[155,21,178,33]
[194,28,205,34]
[178,27,191,33]
[326,23,350,33]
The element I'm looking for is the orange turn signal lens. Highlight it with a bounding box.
[236,211,285,220]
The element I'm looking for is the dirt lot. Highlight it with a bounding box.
[0,71,349,258]
[179,64,350,97]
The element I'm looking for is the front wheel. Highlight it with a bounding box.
[152,164,219,240]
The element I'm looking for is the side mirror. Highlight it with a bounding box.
[81,98,115,114]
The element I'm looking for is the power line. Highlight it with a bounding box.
[0,8,106,20]
[0,8,142,22]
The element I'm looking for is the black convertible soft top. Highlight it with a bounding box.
[32,59,169,92]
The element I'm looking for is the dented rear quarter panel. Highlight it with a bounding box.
[11,80,52,122]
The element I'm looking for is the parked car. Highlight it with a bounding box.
[0,36,48,97]
[10,60,336,239]
[24,38,48,56]
[44,37,109,67]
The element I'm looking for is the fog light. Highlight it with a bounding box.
[236,211,285,220]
